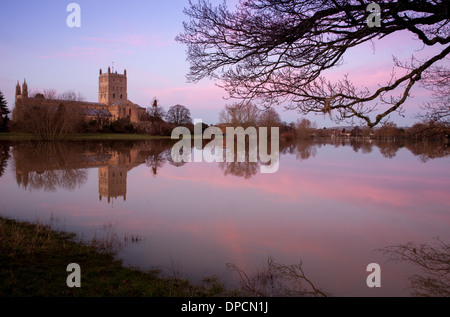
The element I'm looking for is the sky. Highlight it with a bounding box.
[0,0,446,127]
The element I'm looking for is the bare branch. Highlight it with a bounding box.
[177,0,450,127]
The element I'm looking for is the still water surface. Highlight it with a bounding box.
[0,139,449,296]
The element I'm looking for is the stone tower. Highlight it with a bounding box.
[15,81,21,97]
[22,79,28,98]
[98,67,127,106]
[15,80,28,100]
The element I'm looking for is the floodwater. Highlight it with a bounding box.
[0,138,449,297]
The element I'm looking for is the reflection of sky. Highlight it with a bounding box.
[1,143,449,296]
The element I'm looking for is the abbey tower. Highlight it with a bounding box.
[98,67,127,105]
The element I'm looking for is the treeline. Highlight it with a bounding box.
[215,102,449,142]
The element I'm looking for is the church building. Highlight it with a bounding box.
[14,67,146,124]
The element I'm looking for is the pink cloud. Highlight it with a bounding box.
[141,83,227,110]
[83,33,169,48]
[39,47,104,59]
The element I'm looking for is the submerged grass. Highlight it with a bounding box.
[0,216,226,297]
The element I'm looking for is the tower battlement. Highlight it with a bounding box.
[98,67,127,106]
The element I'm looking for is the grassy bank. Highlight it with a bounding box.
[0,132,170,141]
[0,217,226,297]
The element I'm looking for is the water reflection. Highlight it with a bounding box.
[12,140,174,202]
[14,142,89,192]
[5,138,449,195]
[284,138,449,161]
[0,141,11,177]
[0,137,449,296]
[378,238,450,297]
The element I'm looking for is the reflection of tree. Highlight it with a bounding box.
[14,142,89,191]
[26,169,88,192]
[218,144,259,179]
[377,141,401,159]
[404,141,449,163]
[0,142,11,177]
[281,138,448,163]
[279,139,296,156]
[360,141,373,154]
[143,140,171,176]
[165,148,188,167]
[295,140,317,161]
[146,153,166,176]
[378,238,450,297]
[219,161,259,179]
[226,255,329,297]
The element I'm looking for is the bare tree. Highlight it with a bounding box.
[295,118,317,139]
[177,0,450,128]
[218,102,260,128]
[377,238,450,297]
[165,104,193,125]
[42,89,58,100]
[226,255,329,297]
[14,99,83,141]
[258,107,282,128]
[58,90,86,101]
[377,121,401,140]
[146,98,167,122]
[418,62,450,125]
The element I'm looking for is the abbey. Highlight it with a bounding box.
[14,67,146,124]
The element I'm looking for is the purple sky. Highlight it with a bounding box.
[0,0,446,127]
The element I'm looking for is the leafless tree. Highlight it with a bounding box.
[42,89,58,100]
[14,99,83,141]
[295,118,317,139]
[258,107,282,128]
[177,0,450,128]
[58,90,86,101]
[218,102,260,128]
[147,98,167,121]
[376,121,401,140]
[226,255,329,297]
[165,104,193,125]
[419,61,450,124]
[377,237,450,297]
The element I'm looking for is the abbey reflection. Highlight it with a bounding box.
[12,140,172,203]
[98,150,137,203]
